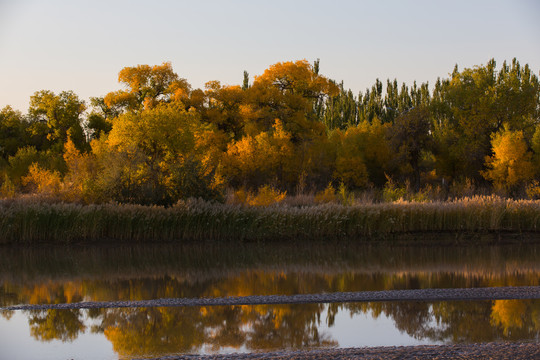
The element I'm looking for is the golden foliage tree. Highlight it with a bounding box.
[200,81,246,139]
[21,163,62,197]
[482,127,534,191]
[62,138,99,202]
[220,120,296,190]
[104,62,191,113]
[247,60,338,140]
[330,119,391,189]
[331,128,369,189]
[103,103,220,204]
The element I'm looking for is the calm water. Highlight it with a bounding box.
[1,242,539,359]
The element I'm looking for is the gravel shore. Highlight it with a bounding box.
[144,342,539,360]
[3,285,540,311]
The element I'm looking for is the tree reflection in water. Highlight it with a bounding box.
[28,309,85,342]
[101,307,206,357]
[2,243,539,308]
[1,243,539,356]
[99,304,335,358]
[4,299,537,358]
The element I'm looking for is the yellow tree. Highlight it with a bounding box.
[103,103,220,204]
[358,119,393,186]
[490,300,528,336]
[330,118,392,189]
[247,60,338,139]
[331,128,369,189]
[62,138,99,202]
[21,163,62,197]
[482,127,534,191]
[301,133,337,191]
[104,62,191,113]
[220,120,295,190]
[201,81,246,139]
[236,60,339,191]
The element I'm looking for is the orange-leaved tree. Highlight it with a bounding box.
[247,60,338,140]
[220,119,296,190]
[101,103,221,204]
[104,62,191,113]
[482,127,534,192]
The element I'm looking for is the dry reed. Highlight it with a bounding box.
[1,195,539,244]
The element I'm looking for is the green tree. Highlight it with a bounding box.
[323,82,358,129]
[28,90,86,152]
[357,79,384,123]
[388,107,432,190]
[6,146,64,187]
[0,106,27,159]
[493,59,540,135]
[531,125,540,172]
[85,97,117,139]
[242,70,250,90]
[431,59,539,182]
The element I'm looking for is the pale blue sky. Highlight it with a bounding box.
[1,0,539,112]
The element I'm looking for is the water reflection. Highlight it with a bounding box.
[1,242,539,357]
[2,300,539,358]
[102,304,335,357]
[346,300,540,343]
[1,243,539,306]
[28,309,86,342]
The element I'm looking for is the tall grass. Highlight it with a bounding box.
[1,195,540,244]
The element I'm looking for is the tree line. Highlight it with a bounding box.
[0,58,539,205]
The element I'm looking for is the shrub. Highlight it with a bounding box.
[315,183,337,204]
[337,182,354,205]
[526,181,540,200]
[382,178,407,202]
[22,163,62,197]
[0,174,16,198]
[247,185,286,206]
[230,187,249,205]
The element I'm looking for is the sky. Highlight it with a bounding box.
[1,0,539,113]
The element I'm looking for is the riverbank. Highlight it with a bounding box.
[4,286,540,310]
[1,196,540,244]
[151,342,539,360]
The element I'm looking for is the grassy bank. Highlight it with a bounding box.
[1,196,540,244]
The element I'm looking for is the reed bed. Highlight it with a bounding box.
[1,195,540,244]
